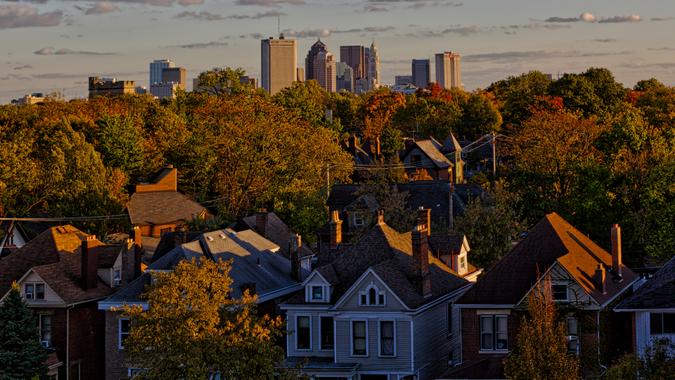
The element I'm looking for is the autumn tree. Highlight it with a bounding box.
[121,259,297,380]
[604,338,675,380]
[273,80,340,131]
[504,278,581,380]
[360,88,405,140]
[488,71,551,126]
[195,67,254,96]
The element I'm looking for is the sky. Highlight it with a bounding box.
[0,0,674,102]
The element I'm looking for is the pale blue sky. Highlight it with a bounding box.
[1,0,674,102]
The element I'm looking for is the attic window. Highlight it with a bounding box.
[359,284,385,306]
[24,283,45,300]
[552,284,568,301]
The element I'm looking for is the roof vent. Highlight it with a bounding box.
[219,233,226,240]
[206,236,214,242]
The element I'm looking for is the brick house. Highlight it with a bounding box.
[0,225,141,380]
[445,213,638,379]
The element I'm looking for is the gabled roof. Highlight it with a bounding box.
[0,225,120,304]
[403,139,452,169]
[127,191,207,226]
[457,213,637,306]
[240,212,314,259]
[616,255,675,310]
[300,221,468,309]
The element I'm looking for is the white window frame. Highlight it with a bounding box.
[39,314,52,348]
[353,213,365,227]
[350,319,368,357]
[551,283,569,302]
[24,282,45,300]
[295,315,312,351]
[113,269,122,287]
[358,283,386,307]
[310,285,325,302]
[118,318,130,350]
[378,320,396,357]
[318,315,335,351]
[479,314,509,352]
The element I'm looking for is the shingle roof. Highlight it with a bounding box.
[616,256,675,310]
[457,213,637,306]
[241,212,315,259]
[0,225,119,304]
[127,191,207,225]
[306,221,468,309]
[406,139,453,169]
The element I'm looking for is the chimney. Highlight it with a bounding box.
[329,210,342,249]
[255,208,268,237]
[376,209,385,225]
[374,137,381,160]
[595,264,606,294]
[417,207,431,236]
[348,134,358,155]
[131,226,143,278]
[291,233,302,281]
[412,223,432,298]
[81,235,98,290]
[611,224,622,277]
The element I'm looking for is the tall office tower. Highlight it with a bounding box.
[313,51,336,92]
[305,39,327,81]
[366,41,380,91]
[161,67,187,90]
[261,34,297,95]
[336,62,354,92]
[340,45,366,81]
[149,59,174,86]
[435,52,462,89]
[411,59,430,88]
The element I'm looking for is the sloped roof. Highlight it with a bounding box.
[127,191,207,225]
[458,213,637,306]
[616,255,675,310]
[241,212,314,259]
[404,139,452,169]
[309,222,468,309]
[0,225,119,304]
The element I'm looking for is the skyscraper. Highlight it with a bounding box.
[305,39,327,81]
[336,62,354,92]
[312,51,336,93]
[435,52,462,89]
[261,34,297,95]
[340,45,366,81]
[367,41,380,91]
[412,59,430,89]
[149,59,174,86]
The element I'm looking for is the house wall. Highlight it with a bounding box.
[104,311,128,380]
[402,147,449,181]
[517,263,598,309]
[413,299,463,380]
[20,271,64,306]
[633,311,675,358]
[136,223,182,238]
[67,304,106,380]
[460,308,520,363]
[339,274,407,312]
[286,309,334,358]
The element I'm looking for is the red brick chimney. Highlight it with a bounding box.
[595,264,606,294]
[81,235,98,290]
[255,208,268,238]
[412,223,432,298]
[329,210,342,249]
[290,233,302,281]
[611,224,622,277]
[417,207,431,237]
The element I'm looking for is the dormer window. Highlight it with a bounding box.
[552,284,568,302]
[113,269,122,287]
[359,283,385,306]
[25,283,45,300]
[311,286,324,301]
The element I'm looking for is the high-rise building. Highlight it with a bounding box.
[412,59,430,89]
[305,39,327,81]
[395,75,413,86]
[149,59,174,86]
[435,52,462,89]
[313,51,336,92]
[336,62,354,92]
[161,67,186,90]
[296,68,305,82]
[366,41,380,91]
[340,45,366,80]
[261,34,297,95]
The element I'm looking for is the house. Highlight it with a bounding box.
[615,255,675,358]
[98,227,309,380]
[127,165,210,238]
[401,139,453,182]
[0,220,28,257]
[282,210,477,380]
[0,225,142,380]
[447,213,638,379]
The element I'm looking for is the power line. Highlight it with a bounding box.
[0,215,129,222]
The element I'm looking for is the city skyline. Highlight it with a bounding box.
[1,0,674,102]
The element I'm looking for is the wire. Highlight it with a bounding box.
[0,215,129,222]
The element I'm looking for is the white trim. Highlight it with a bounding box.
[333,268,410,311]
[378,319,397,357]
[358,282,386,307]
[318,314,334,351]
[118,318,130,350]
[479,314,509,352]
[409,319,415,373]
[615,307,675,312]
[295,314,312,351]
[308,285,327,303]
[350,319,368,357]
[301,270,331,287]
[551,282,569,302]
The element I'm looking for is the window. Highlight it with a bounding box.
[359,284,385,306]
[460,256,467,271]
[650,313,675,335]
[567,316,579,355]
[411,154,422,165]
[320,316,334,350]
[480,315,508,351]
[352,321,367,356]
[379,321,395,356]
[113,270,122,287]
[24,283,45,300]
[552,284,568,301]
[35,283,45,299]
[311,286,324,301]
[296,316,311,350]
[353,213,365,227]
[119,318,130,349]
[39,315,52,348]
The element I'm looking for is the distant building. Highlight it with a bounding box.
[340,45,367,81]
[412,58,430,88]
[161,67,186,90]
[88,77,135,99]
[313,50,336,93]
[11,93,46,105]
[435,52,462,89]
[149,59,174,86]
[366,41,380,91]
[134,86,147,95]
[296,67,304,83]
[336,62,354,92]
[261,34,297,95]
[149,83,179,99]
[305,39,327,82]
[395,75,413,86]
[392,83,418,95]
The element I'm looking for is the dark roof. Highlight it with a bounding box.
[429,234,465,256]
[403,139,452,169]
[151,231,202,263]
[457,213,637,306]
[616,255,675,310]
[240,212,314,259]
[0,225,119,304]
[300,221,467,309]
[127,191,208,225]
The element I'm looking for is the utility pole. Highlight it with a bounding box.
[491,132,496,177]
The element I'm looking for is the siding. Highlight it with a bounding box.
[518,263,598,309]
[413,301,459,380]
[286,310,334,358]
[339,272,407,312]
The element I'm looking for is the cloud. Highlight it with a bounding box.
[75,2,119,15]
[544,16,580,23]
[170,41,229,48]
[463,50,631,64]
[279,26,395,38]
[0,4,62,29]
[7,0,204,6]
[580,12,596,22]
[34,47,115,55]
[651,17,675,21]
[363,4,387,12]
[647,47,675,51]
[234,0,304,6]
[175,10,224,20]
[598,15,641,23]
[227,10,286,19]
[406,23,569,38]
[13,64,32,70]
[591,38,616,43]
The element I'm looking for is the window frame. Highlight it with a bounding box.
[118,318,130,350]
[358,284,386,307]
[650,312,675,335]
[353,213,365,227]
[311,285,324,302]
[551,284,569,302]
[39,314,52,348]
[351,320,368,357]
[295,315,312,351]
[319,315,334,351]
[25,283,34,299]
[378,320,396,357]
[479,314,509,352]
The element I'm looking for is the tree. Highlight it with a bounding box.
[121,259,297,380]
[0,283,48,379]
[455,91,502,139]
[549,73,603,117]
[195,67,254,96]
[488,71,551,126]
[605,338,675,380]
[503,278,581,380]
[273,80,337,131]
[95,114,145,177]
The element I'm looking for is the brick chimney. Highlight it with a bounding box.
[376,209,385,225]
[595,264,606,294]
[291,233,303,281]
[348,134,358,155]
[417,207,431,237]
[255,208,268,238]
[611,224,622,277]
[412,223,432,298]
[81,235,98,290]
[329,210,342,249]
